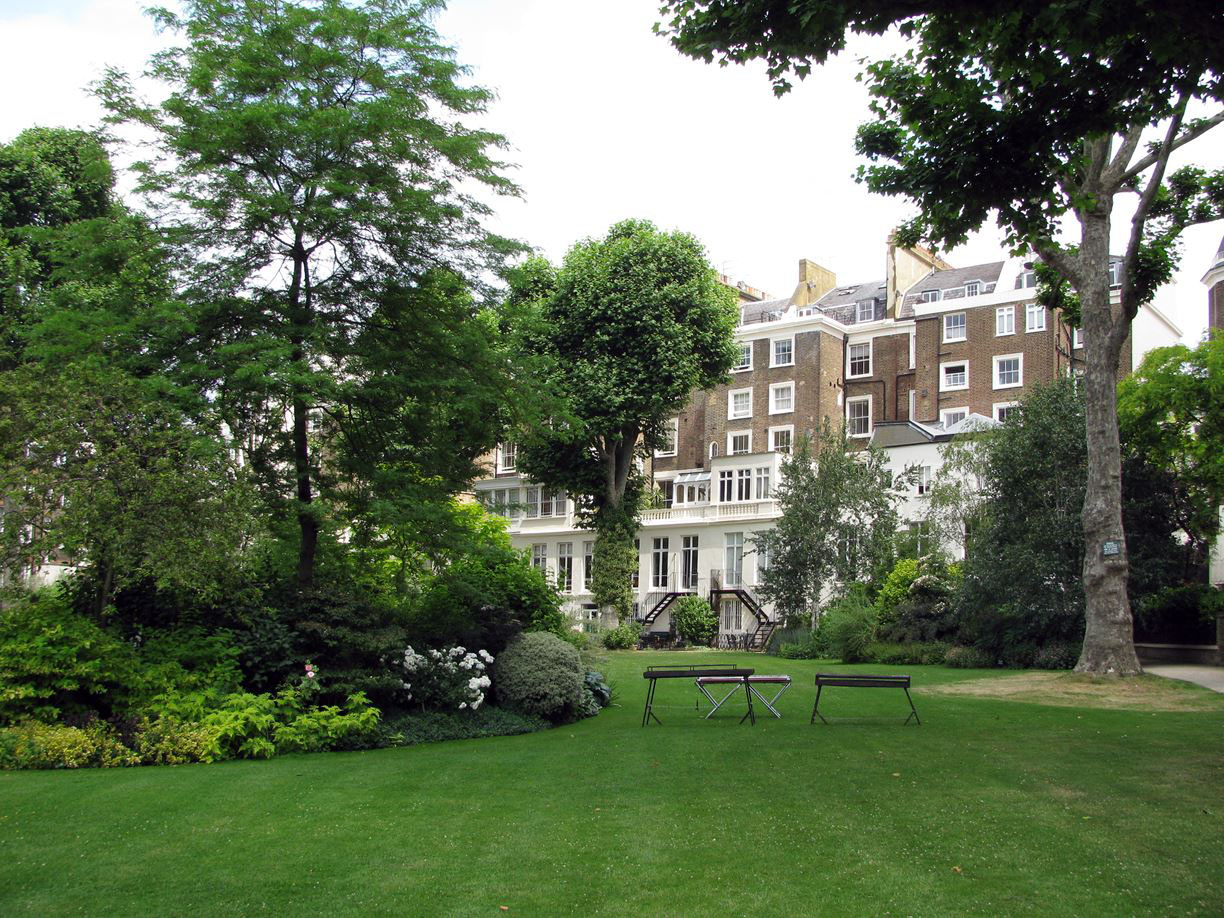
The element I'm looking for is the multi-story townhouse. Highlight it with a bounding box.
[474,235,1186,644]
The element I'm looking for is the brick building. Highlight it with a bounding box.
[474,235,1183,641]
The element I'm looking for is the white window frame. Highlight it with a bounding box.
[1026,302,1046,332]
[964,280,982,297]
[940,407,969,427]
[943,313,967,342]
[557,542,573,593]
[920,289,942,303]
[995,305,1015,336]
[1017,269,1037,289]
[727,430,752,456]
[856,300,875,323]
[768,425,794,454]
[1108,260,1122,287]
[916,465,933,496]
[940,360,969,392]
[770,336,795,368]
[993,353,1023,390]
[754,466,771,500]
[768,381,794,415]
[732,341,753,372]
[993,401,1020,422]
[847,341,872,378]
[1073,327,1083,349]
[654,417,678,457]
[846,395,872,438]
[728,387,753,420]
[497,442,517,472]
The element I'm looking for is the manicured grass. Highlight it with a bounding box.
[2,653,1222,916]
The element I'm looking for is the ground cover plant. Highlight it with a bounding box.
[1,650,1222,915]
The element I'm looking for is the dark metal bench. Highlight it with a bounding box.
[811,673,920,725]
[642,664,756,726]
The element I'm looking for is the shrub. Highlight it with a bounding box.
[394,645,493,712]
[860,642,949,666]
[670,596,717,645]
[272,692,382,754]
[382,706,547,746]
[0,589,138,723]
[1134,584,1223,644]
[494,632,584,722]
[1032,641,1081,670]
[774,627,830,660]
[0,721,139,770]
[876,558,921,627]
[944,645,993,669]
[820,594,879,663]
[600,621,641,650]
[409,553,566,655]
[577,688,602,719]
[135,717,223,765]
[584,671,612,707]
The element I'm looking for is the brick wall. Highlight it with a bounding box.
[913,301,1062,422]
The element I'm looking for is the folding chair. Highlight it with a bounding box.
[745,675,791,718]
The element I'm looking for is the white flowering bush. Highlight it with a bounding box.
[395,645,493,712]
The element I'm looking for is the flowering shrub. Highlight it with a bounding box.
[395,646,493,712]
[0,721,139,769]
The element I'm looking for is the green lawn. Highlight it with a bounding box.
[2,653,1223,916]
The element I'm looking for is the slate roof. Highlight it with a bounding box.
[813,280,887,324]
[898,261,1005,316]
[739,296,791,326]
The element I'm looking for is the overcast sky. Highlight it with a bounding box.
[3,0,1221,341]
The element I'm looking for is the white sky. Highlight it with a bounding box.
[2,0,1220,342]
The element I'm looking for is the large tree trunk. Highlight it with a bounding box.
[1075,210,1141,675]
[593,428,640,626]
[287,244,318,589]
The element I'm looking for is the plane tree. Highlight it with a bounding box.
[509,220,738,623]
[658,0,1224,674]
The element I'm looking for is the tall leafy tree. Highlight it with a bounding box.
[510,220,738,621]
[658,0,1224,674]
[1117,337,1224,576]
[0,366,257,611]
[753,425,902,627]
[97,0,522,587]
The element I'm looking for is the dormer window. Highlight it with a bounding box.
[964,281,981,297]
[856,299,875,322]
[919,289,941,303]
[1016,269,1037,289]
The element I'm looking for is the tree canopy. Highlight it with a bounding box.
[96,0,523,587]
[658,0,1224,675]
[754,425,902,626]
[510,219,738,619]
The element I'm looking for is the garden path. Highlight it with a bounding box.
[1146,664,1224,693]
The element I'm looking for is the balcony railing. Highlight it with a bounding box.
[639,500,780,524]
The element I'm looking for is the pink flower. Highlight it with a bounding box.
[306,671,315,679]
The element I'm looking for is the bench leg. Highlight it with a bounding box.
[642,680,662,726]
[810,683,828,724]
[904,687,920,726]
[738,678,756,725]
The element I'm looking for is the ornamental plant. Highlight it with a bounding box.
[395,646,493,713]
[670,595,718,645]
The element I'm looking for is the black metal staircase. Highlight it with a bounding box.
[709,568,775,652]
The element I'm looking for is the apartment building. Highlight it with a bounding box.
[474,235,1185,641]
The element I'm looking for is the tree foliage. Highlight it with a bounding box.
[97,0,523,587]
[658,0,1224,674]
[1117,337,1224,575]
[509,220,738,619]
[754,426,902,626]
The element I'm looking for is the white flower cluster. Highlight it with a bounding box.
[396,644,494,711]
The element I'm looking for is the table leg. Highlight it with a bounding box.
[811,683,828,724]
[904,687,920,726]
[739,677,756,725]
